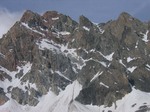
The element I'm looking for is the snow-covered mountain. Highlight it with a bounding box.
[0,10,150,112]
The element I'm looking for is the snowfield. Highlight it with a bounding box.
[0,81,150,112]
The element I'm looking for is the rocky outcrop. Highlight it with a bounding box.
[11,87,39,106]
[0,10,150,109]
[0,88,9,106]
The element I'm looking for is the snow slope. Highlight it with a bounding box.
[0,81,150,112]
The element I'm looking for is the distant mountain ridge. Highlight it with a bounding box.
[0,10,150,112]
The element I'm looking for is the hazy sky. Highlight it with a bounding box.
[0,0,150,22]
[0,0,150,38]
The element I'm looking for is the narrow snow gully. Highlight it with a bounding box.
[47,80,82,112]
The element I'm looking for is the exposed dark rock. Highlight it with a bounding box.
[21,10,43,28]
[79,15,93,28]
[0,10,150,108]
[0,88,9,106]
[135,105,150,112]
[11,87,39,106]
[0,72,12,81]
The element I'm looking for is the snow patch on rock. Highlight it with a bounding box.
[90,71,103,82]
[83,26,90,31]
[127,66,137,73]
[52,17,59,20]
[21,23,45,36]
[140,30,149,43]
[0,62,32,92]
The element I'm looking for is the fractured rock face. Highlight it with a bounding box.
[0,10,150,109]
[0,88,9,106]
[11,87,39,106]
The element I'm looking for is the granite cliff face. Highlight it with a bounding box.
[0,10,150,112]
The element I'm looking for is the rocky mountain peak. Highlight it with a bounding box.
[79,15,93,28]
[116,12,145,30]
[0,10,150,112]
[103,12,147,40]
[42,11,63,26]
[20,10,43,28]
[118,12,134,22]
[21,10,40,23]
[43,11,60,20]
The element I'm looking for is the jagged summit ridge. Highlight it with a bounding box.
[118,12,133,21]
[0,10,150,112]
